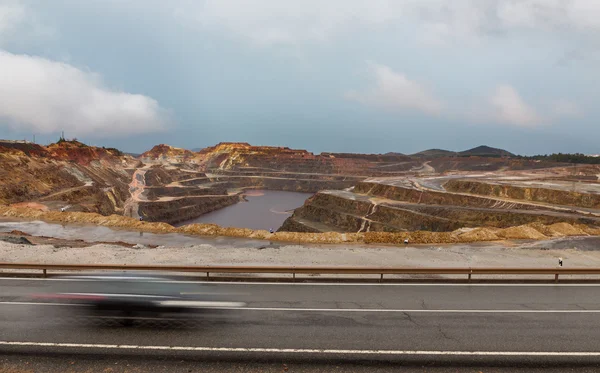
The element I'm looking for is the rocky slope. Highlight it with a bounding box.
[281,172,600,234]
[4,140,594,232]
[140,144,196,164]
[0,140,135,214]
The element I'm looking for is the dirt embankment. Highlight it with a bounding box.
[1,205,599,245]
[354,182,542,210]
[138,195,240,224]
[0,154,80,204]
[206,175,356,193]
[281,181,600,234]
[444,179,600,209]
[211,169,365,181]
[0,155,130,214]
[0,141,135,215]
[145,186,228,201]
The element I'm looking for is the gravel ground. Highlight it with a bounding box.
[1,235,599,268]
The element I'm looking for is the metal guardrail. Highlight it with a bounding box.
[0,263,597,282]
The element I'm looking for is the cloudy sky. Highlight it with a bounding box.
[0,0,598,155]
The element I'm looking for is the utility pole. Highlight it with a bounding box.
[33,135,35,144]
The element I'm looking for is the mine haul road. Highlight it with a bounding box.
[3,279,600,371]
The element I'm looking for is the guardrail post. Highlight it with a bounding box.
[206,272,210,279]
[293,272,296,282]
[468,271,472,283]
[43,269,46,278]
[555,273,559,283]
[380,273,383,282]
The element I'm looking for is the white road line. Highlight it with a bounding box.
[0,302,88,307]
[1,301,600,313]
[231,307,600,313]
[1,341,599,356]
[3,277,600,287]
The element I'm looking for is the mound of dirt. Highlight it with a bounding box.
[274,231,360,244]
[0,205,597,245]
[363,231,459,245]
[546,222,588,237]
[9,230,31,236]
[456,228,501,242]
[497,225,547,240]
[579,225,600,235]
[0,236,33,245]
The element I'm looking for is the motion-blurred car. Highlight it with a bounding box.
[32,273,245,325]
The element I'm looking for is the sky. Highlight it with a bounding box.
[0,0,599,155]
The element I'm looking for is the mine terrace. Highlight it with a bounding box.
[1,140,600,244]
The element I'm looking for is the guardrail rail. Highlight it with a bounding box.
[0,263,597,282]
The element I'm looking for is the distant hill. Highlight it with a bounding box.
[459,145,515,158]
[383,152,406,156]
[528,153,600,165]
[191,148,202,152]
[411,149,457,158]
[141,144,195,161]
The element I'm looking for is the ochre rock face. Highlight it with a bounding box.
[188,142,418,175]
[4,140,600,236]
[0,140,129,166]
[46,142,128,166]
[0,140,134,213]
[140,144,195,162]
[280,174,600,234]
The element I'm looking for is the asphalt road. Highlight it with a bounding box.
[2,279,600,371]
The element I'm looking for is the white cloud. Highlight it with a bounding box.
[0,50,169,138]
[345,63,443,115]
[173,0,600,47]
[175,0,400,46]
[0,0,55,47]
[0,1,24,43]
[489,84,542,127]
[497,0,600,32]
[345,64,581,127]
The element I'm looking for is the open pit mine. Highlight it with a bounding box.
[1,140,600,244]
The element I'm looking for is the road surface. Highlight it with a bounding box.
[2,279,600,371]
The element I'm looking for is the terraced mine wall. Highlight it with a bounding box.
[138,195,240,224]
[137,165,359,223]
[145,186,228,201]
[0,161,82,204]
[144,167,206,187]
[281,181,600,233]
[206,175,356,193]
[0,152,131,215]
[368,204,595,231]
[178,178,214,186]
[444,179,600,209]
[36,185,128,215]
[426,157,555,173]
[353,182,542,210]
[210,169,366,181]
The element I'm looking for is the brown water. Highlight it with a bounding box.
[176,190,313,230]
